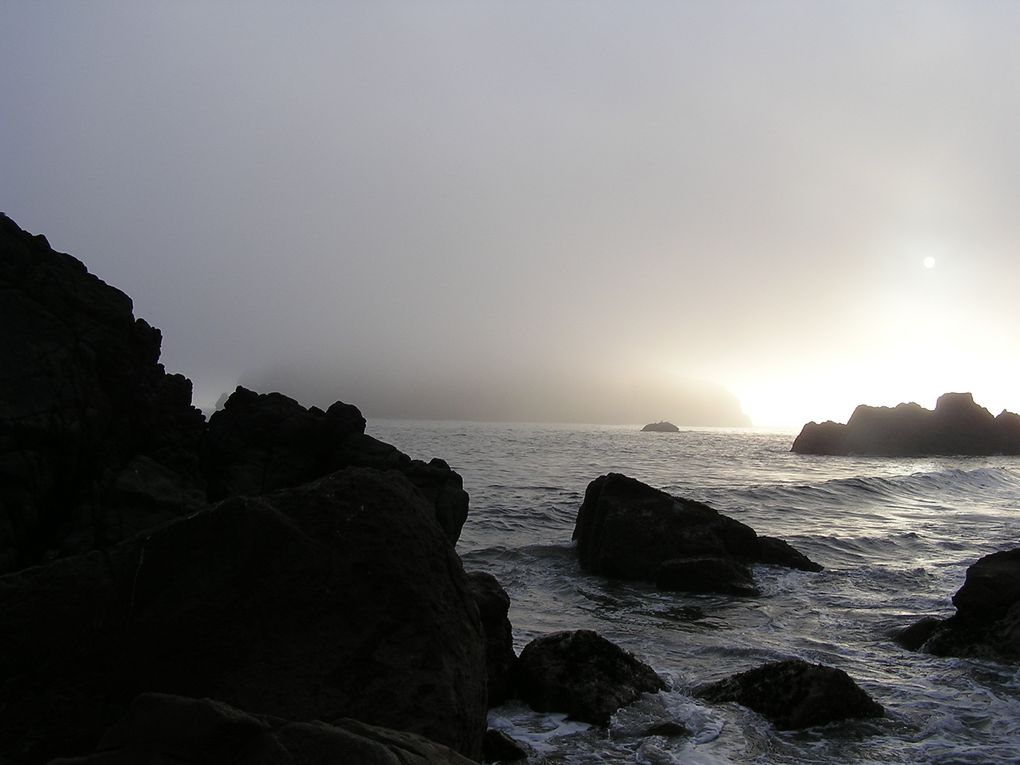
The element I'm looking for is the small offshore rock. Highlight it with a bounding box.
[893,616,942,651]
[695,659,883,730]
[642,421,680,432]
[515,630,665,725]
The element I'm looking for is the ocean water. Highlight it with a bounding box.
[370,420,1020,765]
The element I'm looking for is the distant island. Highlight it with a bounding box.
[792,392,1020,456]
[642,421,680,433]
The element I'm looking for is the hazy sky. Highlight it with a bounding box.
[3,2,1019,427]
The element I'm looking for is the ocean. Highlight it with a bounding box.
[370,420,1020,765]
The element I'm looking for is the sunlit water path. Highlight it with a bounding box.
[372,421,1020,764]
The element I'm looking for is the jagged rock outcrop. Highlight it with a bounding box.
[203,386,469,543]
[466,571,517,707]
[641,421,679,433]
[792,392,1020,456]
[0,468,487,763]
[49,692,478,765]
[572,473,821,594]
[0,213,206,573]
[895,548,1020,661]
[514,630,665,725]
[695,659,884,729]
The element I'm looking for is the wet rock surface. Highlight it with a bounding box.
[467,571,517,707]
[898,548,1020,661]
[695,659,884,729]
[514,629,665,725]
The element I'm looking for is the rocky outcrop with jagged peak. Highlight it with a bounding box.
[792,392,1020,456]
[0,213,207,574]
[641,421,679,432]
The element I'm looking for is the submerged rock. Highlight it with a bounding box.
[0,468,487,762]
[482,729,529,763]
[49,692,478,765]
[655,557,759,596]
[514,629,665,725]
[641,421,680,432]
[695,659,883,729]
[572,473,821,593]
[898,548,1020,661]
[792,392,1020,456]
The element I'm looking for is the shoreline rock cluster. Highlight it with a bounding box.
[792,392,1020,456]
[9,213,1018,762]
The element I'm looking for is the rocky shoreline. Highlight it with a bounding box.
[3,213,1018,763]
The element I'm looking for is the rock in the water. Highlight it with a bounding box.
[467,571,517,707]
[203,386,470,542]
[899,548,1020,661]
[792,392,1020,456]
[49,692,478,765]
[0,468,487,763]
[0,213,206,573]
[572,473,821,590]
[655,557,760,596]
[641,421,680,432]
[695,659,883,730]
[514,630,665,725]
[482,729,528,763]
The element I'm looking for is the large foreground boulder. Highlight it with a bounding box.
[572,473,821,592]
[203,386,469,543]
[695,659,883,729]
[0,213,206,573]
[514,630,665,725]
[50,692,477,765]
[0,468,487,763]
[792,392,1020,456]
[896,548,1020,661]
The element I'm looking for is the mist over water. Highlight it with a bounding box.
[373,420,1020,764]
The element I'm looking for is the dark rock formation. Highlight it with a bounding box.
[572,473,821,593]
[514,630,665,725]
[467,571,517,707]
[0,468,487,763]
[695,659,884,730]
[481,729,528,763]
[897,548,1020,661]
[49,692,477,765]
[203,386,469,543]
[655,557,759,596]
[792,392,1020,456]
[0,213,206,573]
[641,421,679,433]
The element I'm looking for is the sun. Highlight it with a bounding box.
[923,256,936,269]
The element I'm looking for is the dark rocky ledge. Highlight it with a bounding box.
[792,392,1020,456]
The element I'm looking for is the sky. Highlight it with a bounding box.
[2,2,1019,427]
